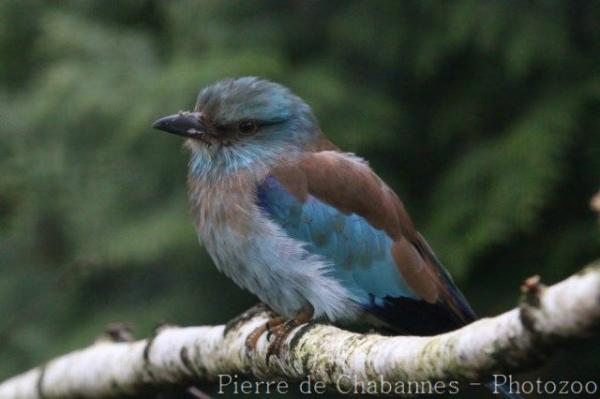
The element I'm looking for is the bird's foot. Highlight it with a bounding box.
[244,316,285,356]
[265,309,313,365]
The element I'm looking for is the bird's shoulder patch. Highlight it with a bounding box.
[270,151,415,240]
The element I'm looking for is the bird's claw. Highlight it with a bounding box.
[265,319,303,365]
[243,309,313,364]
[244,316,285,357]
[266,320,275,341]
[244,325,266,356]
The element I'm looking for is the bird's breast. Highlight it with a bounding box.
[188,174,261,237]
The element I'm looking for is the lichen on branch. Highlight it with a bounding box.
[0,263,599,398]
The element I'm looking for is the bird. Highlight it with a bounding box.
[152,77,520,398]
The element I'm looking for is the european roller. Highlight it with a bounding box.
[152,78,519,398]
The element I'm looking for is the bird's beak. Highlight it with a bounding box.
[151,112,208,139]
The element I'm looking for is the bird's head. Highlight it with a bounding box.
[152,77,321,177]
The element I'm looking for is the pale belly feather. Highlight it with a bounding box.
[189,176,359,321]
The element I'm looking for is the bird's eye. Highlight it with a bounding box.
[238,120,258,135]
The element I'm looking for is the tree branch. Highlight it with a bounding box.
[1,263,599,398]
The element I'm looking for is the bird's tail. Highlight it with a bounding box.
[486,381,523,399]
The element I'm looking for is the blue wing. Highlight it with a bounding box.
[257,158,476,335]
[258,175,417,303]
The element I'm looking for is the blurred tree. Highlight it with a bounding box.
[0,0,598,394]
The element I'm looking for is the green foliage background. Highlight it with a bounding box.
[1,0,598,396]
